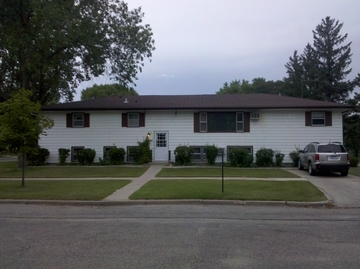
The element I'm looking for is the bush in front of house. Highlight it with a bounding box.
[174,145,194,165]
[205,145,218,165]
[228,148,254,167]
[349,156,359,167]
[58,148,70,165]
[289,146,301,167]
[108,147,126,165]
[77,148,96,165]
[255,148,274,167]
[27,147,50,166]
[274,151,285,166]
[137,137,152,164]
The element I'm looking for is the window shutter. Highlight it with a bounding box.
[194,113,200,132]
[66,114,73,128]
[84,113,90,127]
[305,112,311,126]
[325,111,332,126]
[122,113,128,127]
[244,112,250,132]
[139,113,145,127]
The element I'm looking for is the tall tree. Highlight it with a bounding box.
[0,0,155,105]
[283,50,304,97]
[0,89,53,187]
[216,80,251,94]
[217,78,285,95]
[284,17,358,102]
[81,84,138,100]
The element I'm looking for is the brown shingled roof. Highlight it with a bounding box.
[41,94,353,111]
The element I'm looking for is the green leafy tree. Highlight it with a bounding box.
[217,78,285,95]
[81,84,138,100]
[284,17,358,102]
[0,0,155,104]
[216,80,252,94]
[0,89,54,186]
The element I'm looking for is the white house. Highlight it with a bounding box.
[39,94,353,164]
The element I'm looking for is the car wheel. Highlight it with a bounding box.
[298,160,304,170]
[308,162,316,176]
[341,171,348,176]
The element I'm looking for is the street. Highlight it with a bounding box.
[1,204,359,269]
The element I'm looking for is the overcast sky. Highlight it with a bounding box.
[75,0,360,100]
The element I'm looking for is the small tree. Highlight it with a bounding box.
[58,148,70,165]
[0,89,54,187]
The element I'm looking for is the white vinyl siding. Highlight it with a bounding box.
[39,109,344,164]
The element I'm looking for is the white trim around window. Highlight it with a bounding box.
[72,113,84,127]
[128,113,140,127]
[312,111,325,126]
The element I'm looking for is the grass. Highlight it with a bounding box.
[0,180,131,200]
[0,162,148,178]
[129,180,326,202]
[349,167,360,177]
[156,167,299,178]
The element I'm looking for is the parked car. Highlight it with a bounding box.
[298,142,350,176]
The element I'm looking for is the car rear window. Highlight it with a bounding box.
[318,144,346,153]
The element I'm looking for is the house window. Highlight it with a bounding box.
[71,146,84,162]
[190,146,207,162]
[236,112,244,132]
[72,113,84,127]
[305,111,332,127]
[312,112,325,126]
[66,113,90,128]
[103,146,116,162]
[122,113,145,127]
[194,112,250,133]
[128,113,139,127]
[127,146,139,163]
[200,113,207,132]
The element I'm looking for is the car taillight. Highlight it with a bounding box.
[315,154,320,161]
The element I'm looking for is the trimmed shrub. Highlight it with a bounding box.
[77,148,96,165]
[349,156,359,167]
[228,148,253,167]
[289,146,301,167]
[58,148,70,165]
[108,147,126,165]
[205,145,218,165]
[255,148,274,167]
[175,146,194,165]
[27,147,50,166]
[274,151,285,166]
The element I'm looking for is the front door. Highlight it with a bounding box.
[154,132,169,161]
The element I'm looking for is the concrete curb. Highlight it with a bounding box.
[0,199,334,208]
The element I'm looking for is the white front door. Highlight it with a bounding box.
[154,132,169,161]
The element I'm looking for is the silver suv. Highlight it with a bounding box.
[298,142,350,176]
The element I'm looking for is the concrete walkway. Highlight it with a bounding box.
[102,164,165,201]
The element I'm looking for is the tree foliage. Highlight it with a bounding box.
[0,89,54,186]
[284,17,359,102]
[217,78,284,95]
[81,84,138,100]
[0,0,155,104]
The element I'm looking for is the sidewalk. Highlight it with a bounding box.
[103,164,164,201]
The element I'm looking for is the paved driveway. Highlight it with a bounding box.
[289,169,360,207]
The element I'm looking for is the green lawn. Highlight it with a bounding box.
[0,180,131,200]
[129,180,326,202]
[0,162,148,178]
[349,167,360,177]
[156,167,299,178]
